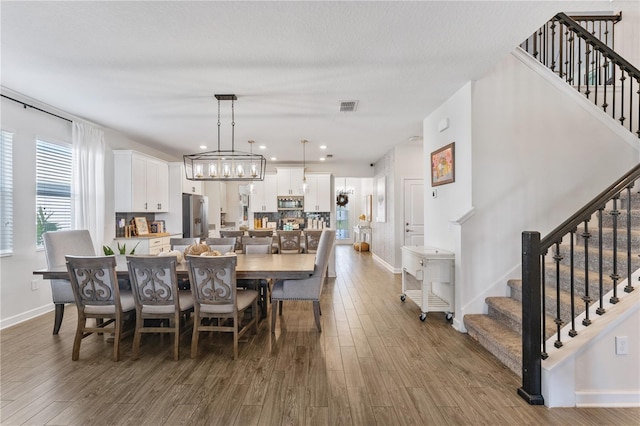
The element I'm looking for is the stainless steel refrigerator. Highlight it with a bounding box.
[182,193,208,239]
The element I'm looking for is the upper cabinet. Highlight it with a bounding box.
[250,174,278,212]
[276,167,305,196]
[181,164,203,195]
[304,173,332,212]
[114,150,169,212]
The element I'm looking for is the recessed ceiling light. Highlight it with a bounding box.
[319,145,327,150]
[199,145,207,149]
[319,157,325,161]
[259,145,266,150]
[270,157,277,161]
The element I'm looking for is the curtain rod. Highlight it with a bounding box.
[1,94,72,123]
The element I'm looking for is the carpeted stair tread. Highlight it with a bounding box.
[486,296,557,336]
[464,314,521,377]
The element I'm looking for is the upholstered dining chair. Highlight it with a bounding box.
[303,230,323,254]
[43,230,96,334]
[241,236,273,254]
[271,229,336,333]
[247,229,273,238]
[219,230,245,252]
[65,255,136,361]
[186,255,258,359]
[204,237,237,254]
[126,256,194,361]
[170,237,200,253]
[276,230,303,254]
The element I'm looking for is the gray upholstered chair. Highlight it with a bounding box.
[241,236,272,254]
[186,255,258,359]
[219,230,245,252]
[304,230,323,254]
[126,256,194,361]
[43,230,96,334]
[247,229,273,238]
[204,237,237,254]
[65,255,136,361]
[276,230,303,254]
[170,237,200,253]
[271,229,336,333]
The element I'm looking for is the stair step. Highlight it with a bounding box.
[486,296,556,336]
[463,314,522,377]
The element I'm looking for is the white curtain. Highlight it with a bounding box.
[72,122,105,254]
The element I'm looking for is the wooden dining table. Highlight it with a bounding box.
[33,253,317,319]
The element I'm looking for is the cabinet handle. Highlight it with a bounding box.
[145,202,148,210]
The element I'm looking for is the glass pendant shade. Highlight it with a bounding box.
[184,95,266,181]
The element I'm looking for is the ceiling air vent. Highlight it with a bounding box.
[339,100,358,112]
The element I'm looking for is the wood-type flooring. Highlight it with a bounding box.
[1,245,638,425]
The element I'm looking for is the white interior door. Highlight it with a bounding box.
[404,179,424,246]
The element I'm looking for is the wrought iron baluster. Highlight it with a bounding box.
[619,70,626,126]
[610,195,620,304]
[582,219,592,326]
[596,207,605,315]
[625,185,636,293]
[569,230,577,337]
[553,243,563,348]
[585,43,592,98]
[550,20,556,73]
[541,250,548,359]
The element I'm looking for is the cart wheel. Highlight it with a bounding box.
[400,295,406,302]
[445,313,453,322]
[419,312,427,321]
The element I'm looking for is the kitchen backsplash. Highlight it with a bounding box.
[115,212,156,237]
[253,212,330,229]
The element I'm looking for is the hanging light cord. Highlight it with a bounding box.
[231,99,235,152]
[217,99,221,151]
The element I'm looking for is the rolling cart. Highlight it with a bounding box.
[400,246,455,322]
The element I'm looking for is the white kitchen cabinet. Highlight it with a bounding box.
[276,167,305,196]
[181,164,203,195]
[112,234,174,255]
[220,182,227,213]
[114,150,169,212]
[250,174,277,212]
[304,173,332,212]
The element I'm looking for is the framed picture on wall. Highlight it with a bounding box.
[431,142,455,187]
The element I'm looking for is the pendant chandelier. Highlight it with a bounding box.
[184,94,266,181]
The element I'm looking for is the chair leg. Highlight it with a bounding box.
[191,317,200,358]
[313,301,322,332]
[132,312,143,360]
[53,303,65,335]
[233,314,239,360]
[113,315,122,362]
[271,300,277,334]
[252,299,259,335]
[172,315,180,361]
[278,300,283,315]
[72,314,85,361]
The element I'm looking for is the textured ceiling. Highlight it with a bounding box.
[0,1,614,166]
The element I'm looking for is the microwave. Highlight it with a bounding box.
[277,196,304,210]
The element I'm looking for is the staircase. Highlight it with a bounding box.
[464,188,640,377]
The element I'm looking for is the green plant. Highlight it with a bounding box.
[36,206,58,245]
[117,242,140,255]
[102,245,115,255]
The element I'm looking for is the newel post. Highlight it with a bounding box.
[518,231,545,405]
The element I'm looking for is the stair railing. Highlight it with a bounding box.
[519,164,640,405]
[521,12,640,139]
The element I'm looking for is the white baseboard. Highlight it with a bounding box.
[372,253,400,274]
[575,390,640,407]
[0,303,54,330]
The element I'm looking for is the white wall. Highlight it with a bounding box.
[423,50,640,332]
[0,92,184,329]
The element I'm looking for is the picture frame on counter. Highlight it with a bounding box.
[151,220,165,234]
[134,217,150,235]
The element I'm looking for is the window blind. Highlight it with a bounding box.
[36,139,72,246]
[0,131,13,255]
